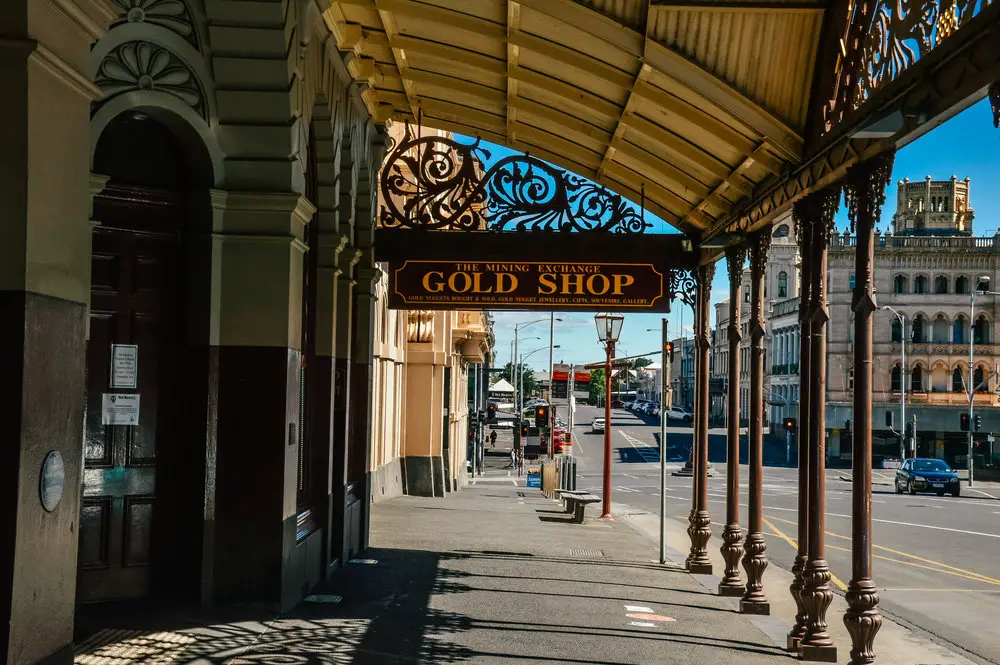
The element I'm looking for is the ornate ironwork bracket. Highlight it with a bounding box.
[379,124,651,234]
[668,269,698,311]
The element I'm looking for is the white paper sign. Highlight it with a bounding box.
[101,393,140,425]
[110,344,138,389]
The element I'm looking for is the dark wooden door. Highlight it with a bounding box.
[78,204,182,603]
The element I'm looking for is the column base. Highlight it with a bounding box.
[799,645,838,662]
[686,562,713,574]
[740,600,770,615]
[787,636,802,652]
[718,583,746,597]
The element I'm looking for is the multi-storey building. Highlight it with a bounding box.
[827,176,999,465]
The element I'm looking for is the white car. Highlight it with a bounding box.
[591,417,606,433]
[663,407,693,423]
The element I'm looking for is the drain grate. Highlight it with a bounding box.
[569,548,604,558]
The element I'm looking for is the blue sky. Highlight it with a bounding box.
[484,99,1000,370]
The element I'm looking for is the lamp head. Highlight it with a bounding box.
[977,275,991,294]
[594,312,625,343]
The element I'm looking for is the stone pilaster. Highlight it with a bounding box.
[1,2,116,662]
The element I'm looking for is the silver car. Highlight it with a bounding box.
[591,417,606,433]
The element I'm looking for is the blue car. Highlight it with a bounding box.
[894,458,961,497]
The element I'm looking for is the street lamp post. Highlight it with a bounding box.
[519,345,559,416]
[647,322,670,564]
[882,306,907,460]
[968,277,998,487]
[595,312,624,520]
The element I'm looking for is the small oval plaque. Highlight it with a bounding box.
[40,450,65,512]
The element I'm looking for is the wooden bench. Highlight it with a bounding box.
[555,489,586,513]
[563,493,601,523]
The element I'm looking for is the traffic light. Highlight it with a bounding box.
[783,417,796,431]
[519,420,529,438]
[487,402,497,421]
[535,404,549,427]
[664,342,673,354]
[975,414,982,431]
[960,413,970,431]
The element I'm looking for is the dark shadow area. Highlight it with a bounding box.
[538,514,576,523]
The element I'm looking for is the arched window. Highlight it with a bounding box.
[912,315,926,343]
[891,318,902,342]
[932,315,949,343]
[943,197,949,212]
[914,275,928,294]
[911,365,924,392]
[955,276,969,294]
[954,316,967,344]
[849,274,856,292]
[891,364,902,392]
[952,367,965,392]
[773,224,790,238]
[934,275,948,294]
[974,315,990,344]
[893,275,908,294]
[778,271,788,298]
[974,366,987,392]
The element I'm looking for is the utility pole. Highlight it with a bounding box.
[660,317,669,564]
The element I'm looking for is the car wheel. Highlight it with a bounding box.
[895,480,903,495]
[952,487,961,498]
[908,480,916,495]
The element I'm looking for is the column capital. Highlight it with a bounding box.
[210,190,316,244]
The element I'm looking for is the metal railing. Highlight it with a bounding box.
[770,363,800,376]
[771,297,801,317]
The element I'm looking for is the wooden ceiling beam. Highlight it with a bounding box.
[649,1,826,13]
[507,31,636,90]
[509,97,612,144]
[510,68,622,121]
[681,150,767,227]
[372,0,505,40]
[619,113,731,181]
[643,39,803,162]
[506,1,520,143]
[389,36,504,76]
[401,69,506,108]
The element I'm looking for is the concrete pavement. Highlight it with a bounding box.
[572,405,1000,665]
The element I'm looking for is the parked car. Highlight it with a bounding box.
[895,458,961,497]
[663,407,693,423]
[591,417,606,433]
[611,400,624,408]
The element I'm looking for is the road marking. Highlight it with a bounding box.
[625,605,653,612]
[967,487,998,499]
[762,516,847,591]
[623,473,639,479]
[765,514,1000,586]
[879,588,1000,593]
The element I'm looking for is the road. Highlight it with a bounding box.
[569,405,1000,665]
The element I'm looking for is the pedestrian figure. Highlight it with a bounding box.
[490,430,497,449]
[508,447,517,469]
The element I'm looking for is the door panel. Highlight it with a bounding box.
[78,218,179,603]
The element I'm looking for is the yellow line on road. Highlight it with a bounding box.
[761,516,847,591]
[764,514,1000,587]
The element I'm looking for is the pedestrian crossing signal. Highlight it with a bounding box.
[487,403,497,421]
[520,421,529,438]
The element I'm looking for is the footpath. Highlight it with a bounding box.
[74,450,977,664]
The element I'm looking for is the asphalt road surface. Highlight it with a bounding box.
[570,405,1000,665]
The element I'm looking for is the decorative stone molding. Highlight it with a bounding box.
[407,311,434,343]
[111,0,199,48]
[95,40,207,120]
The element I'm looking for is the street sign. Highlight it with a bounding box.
[387,260,669,312]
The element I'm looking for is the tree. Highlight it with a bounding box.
[498,362,539,397]
[633,357,653,369]
[589,368,606,406]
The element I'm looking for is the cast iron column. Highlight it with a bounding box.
[687,262,715,574]
[799,186,842,662]
[788,202,814,651]
[741,230,770,614]
[719,245,747,595]
[843,151,895,664]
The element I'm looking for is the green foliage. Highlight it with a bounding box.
[498,362,539,396]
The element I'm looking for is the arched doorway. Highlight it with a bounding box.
[79,110,213,604]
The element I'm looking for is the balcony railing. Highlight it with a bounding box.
[770,363,800,376]
[771,297,800,317]
[890,390,995,406]
[886,343,997,355]
[832,234,998,251]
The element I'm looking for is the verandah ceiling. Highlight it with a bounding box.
[324,0,829,237]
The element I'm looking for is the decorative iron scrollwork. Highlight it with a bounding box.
[826,0,993,132]
[379,125,650,233]
[668,269,698,310]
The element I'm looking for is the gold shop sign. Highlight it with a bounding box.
[388,260,668,312]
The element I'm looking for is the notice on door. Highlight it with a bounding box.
[101,393,140,426]
[110,344,138,389]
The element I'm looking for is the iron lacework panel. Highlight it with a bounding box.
[825,0,994,133]
[379,126,651,234]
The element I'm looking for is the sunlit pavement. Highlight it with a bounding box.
[571,405,1000,665]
